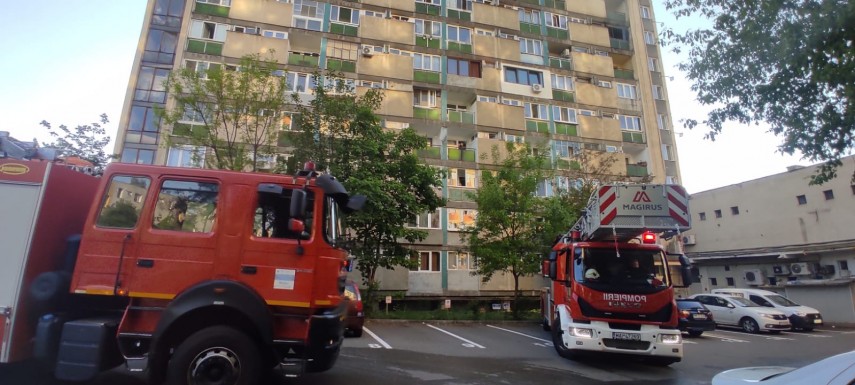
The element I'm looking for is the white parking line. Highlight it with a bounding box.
[712,329,795,341]
[703,332,748,343]
[363,327,392,349]
[486,324,551,343]
[425,324,486,348]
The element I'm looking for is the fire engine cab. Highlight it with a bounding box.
[542,184,693,366]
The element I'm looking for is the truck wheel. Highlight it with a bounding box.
[740,317,760,334]
[551,317,578,360]
[166,326,261,385]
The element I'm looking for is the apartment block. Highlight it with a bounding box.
[115,0,683,301]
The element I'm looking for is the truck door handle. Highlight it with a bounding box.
[137,259,154,268]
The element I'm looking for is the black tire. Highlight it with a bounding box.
[551,317,579,360]
[687,330,703,337]
[166,326,261,385]
[350,328,363,338]
[740,317,760,334]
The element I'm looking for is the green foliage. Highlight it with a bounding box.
[96,201,140,228]
[661,0,855,184]
[287,71,444,309]
[159,52,288,171]
[40,113,112,173]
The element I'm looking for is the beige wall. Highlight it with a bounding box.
[472,2,518,30]
[361,0,414,13]
[571,52,614,77]
[475,138,518,165]
[358,16,414,45]
[358,53,414,81]
[473,102,524,131]
[447,66,502,93]
[473,35,521,62]
[357,87,413,118]
[230,0,292,26]
[569,23,611,48]
[574,82,617,108]
[222,32,289,62]
[565,0,607,18]
[577,115,621,142]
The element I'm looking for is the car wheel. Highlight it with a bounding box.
[166,326,261,385]
[551,317,579,360]
[740,317,760,334]
[688,330,703,337]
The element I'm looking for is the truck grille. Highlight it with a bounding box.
[579,298,672,323]
[602,339,651,350]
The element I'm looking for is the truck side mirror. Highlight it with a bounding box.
[548,261,557,280]
[290,189,307,219]
[678,254,693,288]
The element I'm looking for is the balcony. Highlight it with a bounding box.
[416,35,441,49]
[554,123,578,136]
[520,22,540,35]
[607,11,627,26]
[626,163,648,177]
[448,187,475,202]
[613,68,634,80]
[414,106,441,120]
[549,57,573,71]
[447,8,471,22]
[622,131,646,144]
[556,159,581,170]
[447,110,475,124]
[415,2,441,16]
[526,120,549,134]
[447,41,473,54]
[543,0,566,9]
[414,70,441,84]
[552,89,575,103]
[610,38,631,51]
[187,39,223,56]
[447,147,476,162]
[326,58,356,73]
[417,146,442,159]
[194,3,229,17]
[547,27,569,40]
[288,53,319,67]
[329,22,358,37]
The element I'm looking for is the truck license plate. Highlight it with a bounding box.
[613,332,641,341]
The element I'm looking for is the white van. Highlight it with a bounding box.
[711,288,823,331]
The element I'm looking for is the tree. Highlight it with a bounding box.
[287,73,444,310]
[159,52,288,171]
[662,0,855,184]
[40,113,112,173]
[462,142,569,318]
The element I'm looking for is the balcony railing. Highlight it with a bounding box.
[520,22,540,34]
[547,27,569,40]
[552,89,575,102]
[194,3,229,17]
[610,38,631,51]
[549,57,573,71]
[187,39,223,55]
[447,110,475,124]
[526,120,549,134]
[416,35,441,49]
[417,146,442,159]
[329,22,358,37]
[447,9,471,21]
[607,11,627,26]
[288,53,320,67]
[447,41,473,54]
[556,159,581,170]
[326,58,356,73]
[627,164,648,177]
[613,68,634,80]
[543,0,566,9]
[447,148,476,162]
[622,131,646,144]
[414,70,441,84]
[415,2,441,16]
[448,187,475,202]
[414,106,441,120]
[554,123,577,136]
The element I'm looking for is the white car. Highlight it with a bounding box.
[712,350,855,385]
[690,294,790,333]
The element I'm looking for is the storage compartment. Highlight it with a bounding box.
[54,318,122,382]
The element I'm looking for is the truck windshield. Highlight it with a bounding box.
[324,197,345,247]
[574,247,668,287]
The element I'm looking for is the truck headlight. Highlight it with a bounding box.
[661,334,681,344]
[571,327,594,338]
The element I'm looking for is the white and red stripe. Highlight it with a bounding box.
[666,185,690,226]
[599,186,617,225]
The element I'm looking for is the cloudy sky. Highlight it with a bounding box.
[0,1,809,194]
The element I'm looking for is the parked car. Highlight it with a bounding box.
[690,294,790,333]
[676,298,716,337]
[711,288,822,331]
[343,280,364,337]
[712,349,855,385]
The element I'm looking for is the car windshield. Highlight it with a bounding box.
[676,300,703,309]
[730,297,759,307]
[767,294,799,307]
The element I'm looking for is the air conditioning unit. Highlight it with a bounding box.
[361,45,374,57]
[790,262,814,276]
[561,48,571,58]
[681,234,696,245]
[772,265,790,275]
[744,269,765,286]
[531,83,543,93]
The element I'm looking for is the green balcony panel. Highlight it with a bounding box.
[447,110,475,124]
[418,146,442,159]
[187,39,223,56]
[288,53,320,67]
[607,11,628,26]
[414,70,441,84]
[519,22,540,34]
[187,39,206,54]
[195,3,229,17]
[447,9,471,21]
[549,57,573,70]
[627,164,648,177]
[327,59,356,72]
[414,107,441,120]
[463,149,476,162]
[547,27,569,40]
[554,123,578,136]
[329,23,358,37]
[448,187,475,202]
[525,120,549,133]
[416,35,441,49]
[613,68,634,80]
[520,0,539,5]
[544,0,566,9]
[206,42,223,56]
[610,38,631,50]
[447,42,473,54]
[415,2,441,16]
[552,90,575,103]
[622,131,646,144]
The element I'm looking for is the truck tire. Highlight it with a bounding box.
[551,317,579,360]
[166,326,261,385]
[740,317,760,334]
[30,271,70,304]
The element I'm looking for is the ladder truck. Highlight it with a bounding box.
[541,184,694,366]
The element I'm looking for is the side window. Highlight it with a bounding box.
[96,176,151,229]
[716,298,730,307]
[750,295,772,307]
[253,188,315,239]
[152,180,218,232]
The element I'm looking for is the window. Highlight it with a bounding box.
[519,38,543,55]
[285,72,316,93]
[643,31,655,45]
[661,144,673,161]
[128,106,160,144]
[448,58,482,78]
[96,176,151,228]
[545,12,568,29]
[726,277,735,286]
[505,134,524,143]
[657,114,668,130]
[551,74,574,91]
[447,25,472,44]
[501,97,522,106]
[616,83,637,99]
[292,0,324,31]
[408,209,441,229]
[618,115,642,131]
[477,95,498,103]
[415,19,442,37]
[189,20,227,41]
[714,209,722,218]
[449,0,472,10]
[536,179,553,197]
[254,187,315,239]
[231,25,258,34]
[596,79,612,88]
[709,277,718,286]
[699,212,706,221]
[447,208,476,230]
[797,194,807,205]
[518,8,540,25]
[326,40,358,61]
[475,28,494,36]
[731,206,739,215]
[648,57,658,71]
[579,109,595,116]
[652,85,665,100]
[262,30,289,40]
[839,260,849,271]
[412,251,441,272]
[143,29,177,64]
[152,180,218,232]
[120,148,155,165]
[413,89,439,107]
[167,146,206,168]
[330,5,360,24]
[152,0,183,28]
[823,189,834,200]
[641,6,651,19]
[724,265,730,271]
[197,0,230,5]
[553,140,582,158]
[503,66,543,86]
[552,106,577,123]
[448,251,474,270]
[448,168,476,188]
[413,53,442,71]
[608,26,627,40]
[134,66,169,103]
[524,103,548,120]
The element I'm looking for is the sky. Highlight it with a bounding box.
[0,1,809,194]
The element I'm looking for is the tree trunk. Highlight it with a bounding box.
[512,271,522,320]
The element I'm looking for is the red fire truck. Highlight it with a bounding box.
[542,184,693,366]
[0,158,364,384]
